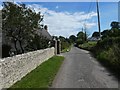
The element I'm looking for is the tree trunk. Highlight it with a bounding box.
[18,40,24,53]
[14,40,18,54]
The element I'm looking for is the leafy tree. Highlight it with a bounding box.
[101,28,120,40]
[76,39,83,45]
[59,36,71,51]
[92,32,99,38]
[59,36,65,41]
[77,32,85,39]
[101,30,110,39]
[101,30,109,36]
[65,38,71,44]
[76,31,86,44]
[2,2,41,54]
[25,34,49,51]
[109,28,120,37]
[110,21,119,29]
[69,35,76,43]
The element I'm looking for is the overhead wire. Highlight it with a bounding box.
[82,1,95,38]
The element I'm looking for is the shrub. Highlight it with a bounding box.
[92,37,120,71]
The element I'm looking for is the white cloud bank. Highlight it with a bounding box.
[27,4,97,37]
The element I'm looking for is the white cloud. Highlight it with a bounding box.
[27,4,97,37]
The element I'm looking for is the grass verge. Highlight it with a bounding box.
[8,56,64,89]
[79,41,97,51]
[61,46,71,53]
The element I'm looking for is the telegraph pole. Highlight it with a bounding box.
[96,0,101,39]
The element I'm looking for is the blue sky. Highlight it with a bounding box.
[0,2,118,37]
[24,2,118,37]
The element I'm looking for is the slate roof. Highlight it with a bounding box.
[88,37,100,41]
[36,28,52,40]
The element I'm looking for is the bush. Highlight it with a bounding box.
[75,39,84,47]
[101,28,120,39]
[61,41,70,50]
[79,41,97,51]
[25,34,50,51]
[92,37,120,72]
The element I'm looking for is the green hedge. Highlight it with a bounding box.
[92,37,120,72]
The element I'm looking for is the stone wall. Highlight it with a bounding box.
[0,47,55,89]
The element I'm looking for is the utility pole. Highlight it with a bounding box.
[96,0,101,39]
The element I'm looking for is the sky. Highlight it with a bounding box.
[0,1,119,37]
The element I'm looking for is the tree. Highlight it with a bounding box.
[110,21,119,29]
[101,29,111,39]
[92,32,99,38]
[59,36,71,51]
[59,36,66,42]
[69,35,76,43]
[77,31,86,44]
[101,28,120,40]
[2,2,41,54]
[25,34,49,51]
[77,32,84,38]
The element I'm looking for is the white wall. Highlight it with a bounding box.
[0,47,55,89]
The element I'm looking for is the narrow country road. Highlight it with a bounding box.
[52,47,119,88]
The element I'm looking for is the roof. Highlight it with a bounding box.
[35,28,52,40]
[88,37,100,41]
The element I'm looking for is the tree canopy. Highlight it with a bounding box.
[92,32,99,38]
[110,21,120,29]
[69,35,76,43]
[2,2,49,56]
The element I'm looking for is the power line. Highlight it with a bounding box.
[84,1,93,23]
[82,1,95,38]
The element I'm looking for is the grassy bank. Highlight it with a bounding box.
[9,56,64,89]
[61,45,71,53]
[93,37,120,73]
[79,41,97,51]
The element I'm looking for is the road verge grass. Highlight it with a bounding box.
[61,45,71,53]
[8,56,64,89]
[78,41,97,51]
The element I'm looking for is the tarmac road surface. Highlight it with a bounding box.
[52,47,119,88]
